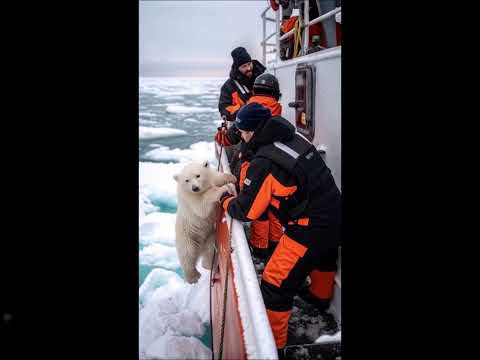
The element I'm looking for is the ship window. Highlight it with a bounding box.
[291,64,315,141]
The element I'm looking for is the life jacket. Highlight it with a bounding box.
[221,60,266,119]
[281,16,297,34]
[255,125,340,223]
[231,78,251,104]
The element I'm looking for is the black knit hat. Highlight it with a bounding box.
[231,47,252,69]
[235,103,271,131]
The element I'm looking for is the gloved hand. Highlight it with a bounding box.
[219,191,233,209]
[214,127,232,146]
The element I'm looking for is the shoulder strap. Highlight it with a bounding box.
[233,79,251,103]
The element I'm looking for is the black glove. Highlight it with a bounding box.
[219,192,233,207]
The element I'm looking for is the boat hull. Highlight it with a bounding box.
[211,209,247,360]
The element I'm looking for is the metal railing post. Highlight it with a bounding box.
[276,5,280,63]
[303,0,309,55]
[262,12,267,66]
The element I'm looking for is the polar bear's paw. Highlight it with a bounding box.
[224,174,237,184]
[185,269,201,284]
[201,255,214,270]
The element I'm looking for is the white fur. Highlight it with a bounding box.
[174,161,236,284]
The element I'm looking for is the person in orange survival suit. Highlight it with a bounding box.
[218,47,265,123]
[219,103,341,359]
[217,47,265,183]
[216,73,284,259]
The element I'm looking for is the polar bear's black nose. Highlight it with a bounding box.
[192,186,200,192]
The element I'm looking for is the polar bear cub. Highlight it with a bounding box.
[173,160,236,284]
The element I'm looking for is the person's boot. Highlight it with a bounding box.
[277,347,285,360]
[297,286,331,312]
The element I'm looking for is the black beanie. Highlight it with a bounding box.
[231,47,252,69]
[235,103,271,131]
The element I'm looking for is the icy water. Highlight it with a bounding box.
[138,77,225,359]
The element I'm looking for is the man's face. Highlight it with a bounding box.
[239,129,254,143]
[238,61,253,78]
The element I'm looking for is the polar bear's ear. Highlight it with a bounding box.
[173,174,179,182]
[203,160,209,168]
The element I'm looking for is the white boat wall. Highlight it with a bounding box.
[271,47,341,190]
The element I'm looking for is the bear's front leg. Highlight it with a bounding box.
[215,183,237,201]
[201,232,216,270]
[213,172,237,187]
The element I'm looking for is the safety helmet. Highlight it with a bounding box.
[253,73,281,99]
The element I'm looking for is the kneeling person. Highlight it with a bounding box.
[216,75,284,258]
[220,103,341,357]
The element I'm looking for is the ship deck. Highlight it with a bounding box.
[245,222,341,359]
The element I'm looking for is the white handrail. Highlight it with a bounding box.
[278,6,341,42]
[261,31,276,45]
[260,2,341,63]
[278,27,294,42]
[306,6,341,27]
[261,6,270,17]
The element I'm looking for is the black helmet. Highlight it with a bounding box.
[253,73,281,99]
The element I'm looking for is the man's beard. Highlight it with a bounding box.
[245,70,253,78]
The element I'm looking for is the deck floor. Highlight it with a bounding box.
[247,223,341,360]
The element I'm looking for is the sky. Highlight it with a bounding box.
[139,0,276,77]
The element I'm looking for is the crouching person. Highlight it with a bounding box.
[219,103,341,359]
[215,75,284,259]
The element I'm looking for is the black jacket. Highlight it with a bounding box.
[218,59,266,122]
[223,116,341,234]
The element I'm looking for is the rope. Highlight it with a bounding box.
[293,16,303,58]
[209,220,218,360]
[210,142,223,360]
[218,216,234,360]
[210,135,235,359]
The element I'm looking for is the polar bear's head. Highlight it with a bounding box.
[173,161,212,195]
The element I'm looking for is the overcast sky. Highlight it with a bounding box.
[139,0,275,77]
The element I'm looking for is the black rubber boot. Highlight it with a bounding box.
[277,347,285,360]
[296,286,331,312]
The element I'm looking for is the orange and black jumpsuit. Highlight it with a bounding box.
[221,115,341,350]
[239,95,284,253]
[221,95,284,254]
[218,59,266,122]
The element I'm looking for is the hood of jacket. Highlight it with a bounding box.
[246,115,295,154]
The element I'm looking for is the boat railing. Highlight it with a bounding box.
[261,1,341,66]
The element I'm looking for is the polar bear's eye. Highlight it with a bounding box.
[185,179,189,183]
[196,175,200,178]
